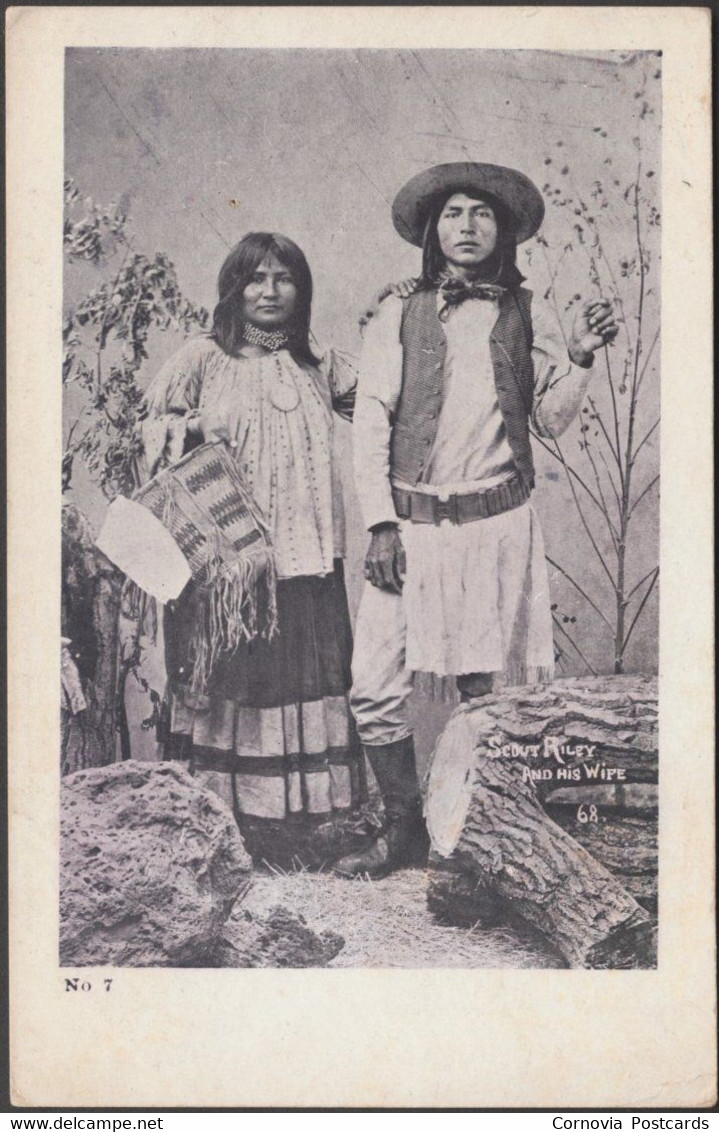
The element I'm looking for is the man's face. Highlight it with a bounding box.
[241,253,298,329]
[436,192,499,271]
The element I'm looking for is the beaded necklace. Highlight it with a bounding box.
[242,323,290,352]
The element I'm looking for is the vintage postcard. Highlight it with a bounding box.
[7,5,715,1109]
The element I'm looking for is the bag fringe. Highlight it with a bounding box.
[188,543,278,698]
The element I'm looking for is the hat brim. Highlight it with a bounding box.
[392,162,545,246]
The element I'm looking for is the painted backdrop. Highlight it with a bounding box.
[64,48,661,765]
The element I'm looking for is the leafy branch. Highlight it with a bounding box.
[63,178,209,499]
[63,180,210,760]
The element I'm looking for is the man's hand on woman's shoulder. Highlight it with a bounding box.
[359,278,421,331]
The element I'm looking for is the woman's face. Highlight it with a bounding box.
[241,252,298,329]
[436,192,498,271]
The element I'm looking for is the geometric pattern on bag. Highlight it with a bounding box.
[134,440,277,696]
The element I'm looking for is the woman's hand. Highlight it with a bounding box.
[364,525,406,594]
[568,298,619,367]
[359,278,420,330]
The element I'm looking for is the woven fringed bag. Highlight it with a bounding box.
[132,440,277,696]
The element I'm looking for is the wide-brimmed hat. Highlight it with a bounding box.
[392,162,545,246]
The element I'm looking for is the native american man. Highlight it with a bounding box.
[335,162,617,878]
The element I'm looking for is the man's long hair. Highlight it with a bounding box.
[418,190,525,291]
[212,232,320,366]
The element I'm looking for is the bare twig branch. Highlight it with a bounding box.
[580,434,620,547]
[540,141,659,675]
[622,567,659,652]
[566,169,634,346]
[583,206,634,357]
[583,246,627,488]
[625,564,660,603]
[612,163,650,672]
[601,257,633,355]
[630,417,660,465]
[598,444,622,514]
[531,429,606,517]
[634,325,660,396]
[550,438,618,591]
[546,556,614,631]
[552,614,598,676]
[625,171,646,468]
[552,632,571,673]
[561,175,637,490]
[598,347,625,485]
[539,244,570,350]
[627,473,659,518]
[587,384,620,468]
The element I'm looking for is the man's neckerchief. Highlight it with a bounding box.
[437,274,507,322]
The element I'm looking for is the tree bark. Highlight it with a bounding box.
[61,504,123,775]
[547,810,657,914]
[425,676,658,968]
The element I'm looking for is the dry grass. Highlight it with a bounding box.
[240,865,561,969]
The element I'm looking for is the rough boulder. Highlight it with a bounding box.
[60,760,252,966]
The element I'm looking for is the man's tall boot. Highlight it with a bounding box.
[333,736,430,879]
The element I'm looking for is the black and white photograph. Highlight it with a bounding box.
[7,5,714,1110]
[59,42,660,972]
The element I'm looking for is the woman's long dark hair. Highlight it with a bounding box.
[418,189,525,292]
[212,232,320,366]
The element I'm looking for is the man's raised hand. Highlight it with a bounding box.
[568,298,619,366]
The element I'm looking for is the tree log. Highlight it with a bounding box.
[425,677,657,968]
[427,854,512,930]
[547,811,658,914]
[61,504,123,775]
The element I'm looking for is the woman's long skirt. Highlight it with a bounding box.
[161,561,364,847]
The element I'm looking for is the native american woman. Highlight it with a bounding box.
[141,233,362,849]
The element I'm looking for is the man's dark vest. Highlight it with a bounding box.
[390,286,536,489]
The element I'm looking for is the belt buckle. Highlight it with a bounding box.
[434,494,458,525]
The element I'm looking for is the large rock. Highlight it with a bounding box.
[216,905,345,968]
[60,760,252,966]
